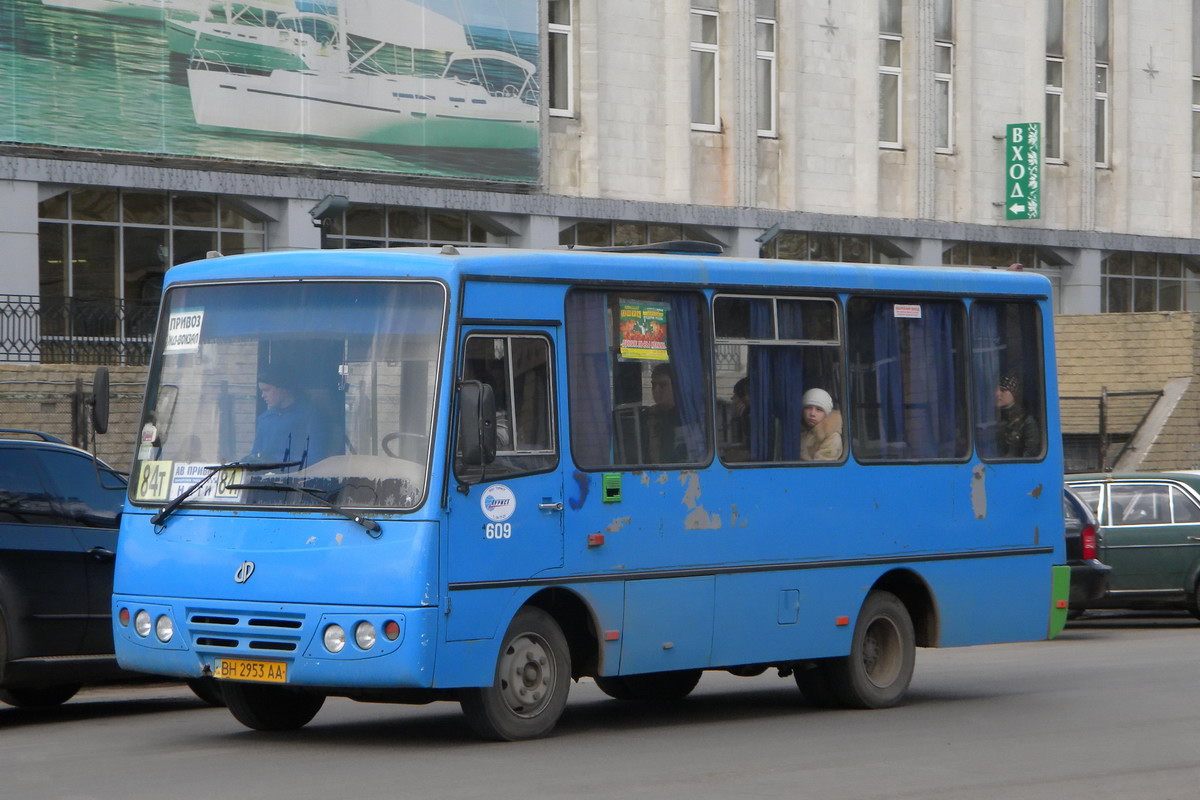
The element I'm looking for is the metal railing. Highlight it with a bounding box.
[0,295,157,365]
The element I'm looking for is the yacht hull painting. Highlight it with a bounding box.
[187,67,537,150]
[42,0,204,22]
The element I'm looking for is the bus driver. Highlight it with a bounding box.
[249,365,330,466]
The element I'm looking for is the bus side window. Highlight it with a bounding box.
[847,297,970,462]
[713,294,844,465]
[566,290,712,469]
[456,334,557,480]
[969,301,1046,461]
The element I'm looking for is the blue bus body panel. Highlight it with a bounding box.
[115,512,439,607]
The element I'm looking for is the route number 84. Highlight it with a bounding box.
[485,523,512,539]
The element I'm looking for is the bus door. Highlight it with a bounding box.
[448,330,564,586]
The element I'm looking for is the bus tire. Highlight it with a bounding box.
[793,660,839,708]
[186,677,226,707]
[222,683,325,731]
[594,669,702,702]
[0,684,80,708]
[826,590,915,709]
[459,607,571,741]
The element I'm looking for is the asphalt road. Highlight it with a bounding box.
[3,611,1197,800]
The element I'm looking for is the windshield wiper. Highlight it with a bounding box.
[150,460,302,527]
[227,480,382,537]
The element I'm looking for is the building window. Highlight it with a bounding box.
[1095,0,1110,167]
[878,0,902,147]
[559,220,715,247]
[756,0,777,137]
[1102,252,1197,313]
[759,231,901,264]
[548,0,573,117]
[321,205,499,249]
[1193,0,1200,173]
[690,2,720,131]
[1046,0,1064,161]
[941,241,1064,311]
[37,189,265,338]
[934,0,953,152]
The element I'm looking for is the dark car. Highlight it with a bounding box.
[1066,472,1200,618]
[0,429,133,707]
[1063,488,1111,612]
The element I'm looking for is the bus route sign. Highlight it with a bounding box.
[1005,122,1041,220]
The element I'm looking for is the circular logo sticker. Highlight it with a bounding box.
[480,484,516,522]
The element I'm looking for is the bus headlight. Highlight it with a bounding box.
[323,624,346,653]
[155,615,174,643]
[354,621,376,650]
[134,610,152,638]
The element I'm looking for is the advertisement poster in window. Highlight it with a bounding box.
[0,0,539,182]
[618,300,669,361]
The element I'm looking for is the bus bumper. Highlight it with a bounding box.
[113,596,439,689]
[1048,565,1071,638]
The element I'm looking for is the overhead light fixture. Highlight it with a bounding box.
[309,194,350,227]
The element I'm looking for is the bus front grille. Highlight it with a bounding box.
[187,609,306,654]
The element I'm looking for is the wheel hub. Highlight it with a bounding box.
[497,633,555,718]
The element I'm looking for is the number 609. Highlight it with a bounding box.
[485,523,512,539]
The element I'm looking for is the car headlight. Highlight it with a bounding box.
[354,621,376,650]
[155,615,174,643]
[323,624,346,653]
[134,610,152,638]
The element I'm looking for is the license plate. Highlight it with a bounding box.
[213,658,287,684]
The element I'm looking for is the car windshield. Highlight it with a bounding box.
[130,280,446,511]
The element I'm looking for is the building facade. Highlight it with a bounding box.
[3,0,1200,367]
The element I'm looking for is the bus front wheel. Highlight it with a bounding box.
[460,607,571,741]
[825,590,915,709]
[222,683,325,731]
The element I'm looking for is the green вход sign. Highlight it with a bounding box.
[1005,122,1041,220]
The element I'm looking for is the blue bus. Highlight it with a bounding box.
[112,244,1069,740]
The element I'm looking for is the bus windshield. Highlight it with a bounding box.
[130,280,447,512]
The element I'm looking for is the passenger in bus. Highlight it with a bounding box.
[723,377,752,461]
[995,374,1040,458]
[249,366,331,466]
[645,363,686,463]
[799,388,843,462]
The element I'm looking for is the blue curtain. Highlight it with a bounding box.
[914,303,961,458]
[745,301,808,461]
[748,302,774,460]
[971,302,1002,459]
[565,292,614,466]
[667,294,707,460]
[774,301,807,460]
[872,303,905,459]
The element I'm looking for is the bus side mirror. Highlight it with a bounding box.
[91,366,110,435]
[458,380,497,466]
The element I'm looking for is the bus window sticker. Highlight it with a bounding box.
[164,308,205,354]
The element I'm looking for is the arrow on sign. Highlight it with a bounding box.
[1008,203,1027,214]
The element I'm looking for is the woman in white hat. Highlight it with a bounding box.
[799,387,843,462]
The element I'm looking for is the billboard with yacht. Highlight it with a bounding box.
[0,0,539,182]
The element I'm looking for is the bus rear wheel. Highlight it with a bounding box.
[460,607,571,741]
[825,590,915,709]
[594,669,702,702]
[222,683,325,731]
